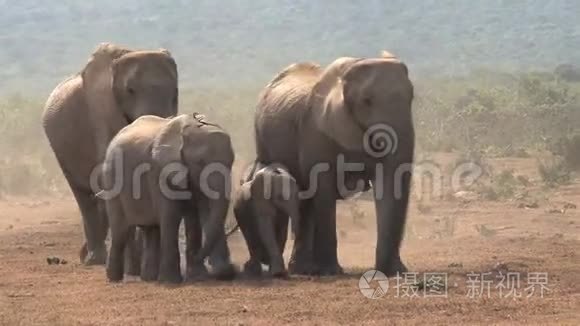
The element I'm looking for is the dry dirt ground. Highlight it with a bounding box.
[0,155,579,325]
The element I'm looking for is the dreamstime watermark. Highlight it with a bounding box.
[90,147,232,201]
[358,270,551,300]
[89,123,484,202]
[363,123,398,158]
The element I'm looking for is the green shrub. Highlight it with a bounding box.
[548,133,580,170]
[537,157,572,188]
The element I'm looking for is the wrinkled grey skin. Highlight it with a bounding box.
[99,113,235,283]
[253,51,414,276]
[41,43,178,270]
[233,162,304,278]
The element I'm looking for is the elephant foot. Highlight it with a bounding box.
[185,264,210,282]
[140,259,159,282]
[158,269,183,284]
[210,263,237,281]
[269,265,288,279]
[124,245,142,276]
[125,257,141,276]
[312,262,344,276]
[379,257,408,278]
[81,243,107,266]
[268,256,287,278]
[242,259,263,278]
[126,266,141,276]
[140,268,159,282]
[288,259,316,276]
[106,263,124,283]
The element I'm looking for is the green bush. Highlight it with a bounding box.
[548,133,580,170]
[537,157,572,188]
[414,69,580,155]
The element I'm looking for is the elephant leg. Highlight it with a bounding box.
[140,226,160,282]
[184,213,208,282]
[242,258,262,278]
[274,213,289,256]
[311,195,343,276]
[288,200,315,275]
[198,198,232,274]
[106,200,128,282]
[240,232,264,278]
[158,202,183,284]
[374,164,411,277]
[72,186,107,266]
[234,204,262,278]
[235,206,264,277]
[124,226,142,276]
[256,215,286,277]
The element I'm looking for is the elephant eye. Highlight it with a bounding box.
[363,96,373,107]
[127,87,136,96]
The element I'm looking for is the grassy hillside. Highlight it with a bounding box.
[2,1,580,94]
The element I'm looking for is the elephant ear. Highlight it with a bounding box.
[152,116,184,164]
[380,50,397,59]
[311,57,366,151]
[159,48,172,56]
[81,43,132,123]
[380,50,409,77]
[151,116,188,188]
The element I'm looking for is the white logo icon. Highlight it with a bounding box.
[359,269,389,299]
[363,123,398,158]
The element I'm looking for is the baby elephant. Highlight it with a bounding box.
[99,113,235,283]
[233,163,303,277]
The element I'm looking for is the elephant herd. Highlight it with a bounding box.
[41,43,415,284]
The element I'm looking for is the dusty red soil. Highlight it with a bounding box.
[0,155,579,325]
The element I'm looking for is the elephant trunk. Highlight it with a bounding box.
[374,143,414,276]
[286,196,302,237]
[193,174,231,263]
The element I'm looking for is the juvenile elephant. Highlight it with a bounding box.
[42,43,178,268]
[99,113,236,283]
[233,163,304,278]
[253,51,415,276]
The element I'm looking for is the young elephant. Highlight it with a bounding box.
[233,163,304,277]
[99,113,235,283]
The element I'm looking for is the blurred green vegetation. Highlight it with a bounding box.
[1,66,579,196]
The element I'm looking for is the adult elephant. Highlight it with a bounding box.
[41,42,179,267]
[42,43,231,271]
[253,51,414,276]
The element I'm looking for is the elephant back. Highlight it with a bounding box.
[265,62,321,89]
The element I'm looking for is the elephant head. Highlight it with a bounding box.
[311,50,413,153]
[81,43,178,126]
[248,165,302,236]
[151,113,234,263]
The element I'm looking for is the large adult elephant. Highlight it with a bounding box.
[253,51,414,276]
[41,42,231,270]
[41,43,178,267]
